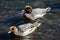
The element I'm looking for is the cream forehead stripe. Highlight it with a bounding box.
[25,6,30,8]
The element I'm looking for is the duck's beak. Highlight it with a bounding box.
[8,31,11,33]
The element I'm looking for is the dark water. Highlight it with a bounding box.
[0,0,60,40]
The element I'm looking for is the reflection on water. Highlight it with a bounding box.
[0,0,60,40]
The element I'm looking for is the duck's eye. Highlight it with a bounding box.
[12,28,14,30]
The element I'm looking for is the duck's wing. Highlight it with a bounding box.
[31,7,51,20]
[18,21,41,32]
[18,23,33,32]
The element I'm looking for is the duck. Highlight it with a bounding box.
[20,5,51,20]
[8,5,51,36]
[8,21,41,36]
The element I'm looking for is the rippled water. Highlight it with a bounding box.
[0,0,60,40]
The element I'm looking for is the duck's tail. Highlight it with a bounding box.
[46,7,51,12]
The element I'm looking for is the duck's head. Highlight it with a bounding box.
[25,5,32,13]
[8,26,18,33]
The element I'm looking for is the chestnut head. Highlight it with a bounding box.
[8,26,18,33]
[25,5,32,13]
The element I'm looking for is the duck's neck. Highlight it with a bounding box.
[14,29,24,36]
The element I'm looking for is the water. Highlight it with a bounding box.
[0,0,60,40]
